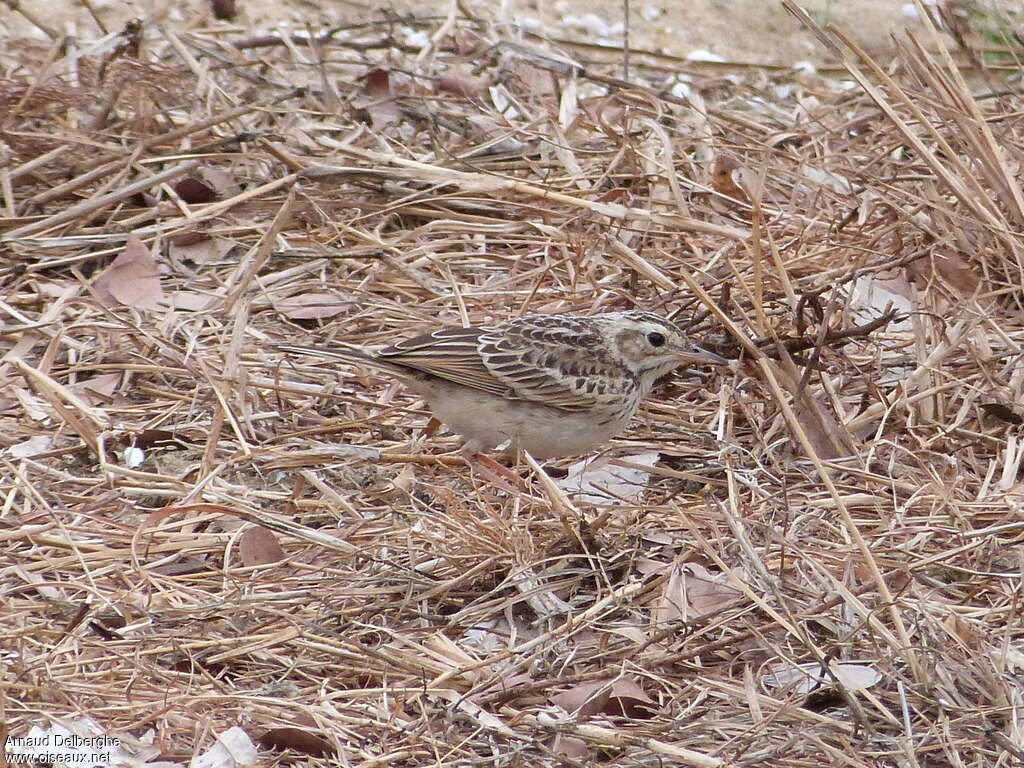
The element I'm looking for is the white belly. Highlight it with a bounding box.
[413,379,631,459]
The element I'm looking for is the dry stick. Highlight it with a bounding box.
[638,117,690,217]
[198,387,227,479]
[77,0,108,34]
[622,0,630,81]
[674,266,923,683]
[2,0,57,38]
[759,311,898,356]
[13,359,105,455]
[2,160,199,240]
[7,146,70,182]
[910,0,1024,227]
[145,172,300,240]
[1,169,13,217]
[2,35,67,129]
[608,238,674,290]
[782,2,1022,272]
[73,90,302,175]
[765,302,855,459]
[532,717,722,768]
[25,158,131,207]
[223,182,298,312]
[748,174,767,330]
[200,309,254,477]
[308,148,750,241]
[225,298,253,445]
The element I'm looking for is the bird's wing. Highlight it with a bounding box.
[376,326,515,398]
[476,323,629,413]
[281,319,633,414]
[381,325,612,412]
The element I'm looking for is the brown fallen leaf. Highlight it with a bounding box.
[210,0,236,20]
[504,52,566,99]
[166,291,215,311]
[198,166,242,198]
[655,561,743,624]
[174,176,217,204]
[550,676,655,718]
[980,402,1024,425]
[70,372,122,406]
[94,235,164,310]
[470,671,534,705]
[238,525,286,567]
[906,246,981,297]
[437,64,489,97]
[354,68,401,130]
[168,234,236,266]
[551,735,589,759]
[712,153,763,207]
[6,435,53,458]
[258,727,335,757]
[761,662,882,694]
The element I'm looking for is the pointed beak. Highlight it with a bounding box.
[676,342,729,366]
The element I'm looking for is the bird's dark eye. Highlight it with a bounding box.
[647,331,666,347]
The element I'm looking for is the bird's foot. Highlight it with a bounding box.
[464,452,528,492]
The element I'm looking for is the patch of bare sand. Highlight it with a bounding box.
[2,0,927,66]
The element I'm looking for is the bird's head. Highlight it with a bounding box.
[601,310,727,386]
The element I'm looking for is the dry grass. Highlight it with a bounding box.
[3,2,1024,765]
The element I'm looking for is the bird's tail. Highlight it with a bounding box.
[273,343,407,377]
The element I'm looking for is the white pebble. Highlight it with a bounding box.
[687,49,726,63]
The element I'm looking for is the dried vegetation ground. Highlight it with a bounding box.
[4,1,1024,766]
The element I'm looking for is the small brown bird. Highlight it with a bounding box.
[276,310,725,459]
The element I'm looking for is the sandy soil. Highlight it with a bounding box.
[3,0,939,66]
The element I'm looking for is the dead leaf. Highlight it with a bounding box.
[437,64,489,97]
[193,726,258,766]
[238,526,286,567]
[801,165,853,195]
[980,402,1023,425]
[655,562,743,624]
[681,563,743,615]
[390,464,417,494]
[711,154,751,203]
[849,271,914,332]
[551,735,589,759]
[258,728,334,757]
[174,176,216,204]
[556,451,658,504]
[906,247,981,297]
[6,435,53,458]
[198,166,242,198]
[275,293,353,320]
[70,372,122,405]
[166,291,215,311]
[944,612,980,648]
[168,235,235,266]
[551,679,610,716]
[761,662,882,694]
[94,235,164,310]
[283,124,322,153]
[354,68,401,130]
[550,676,655,718]
[470,671,534,704]
[130,428,189,448]
[604,677,656,718]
